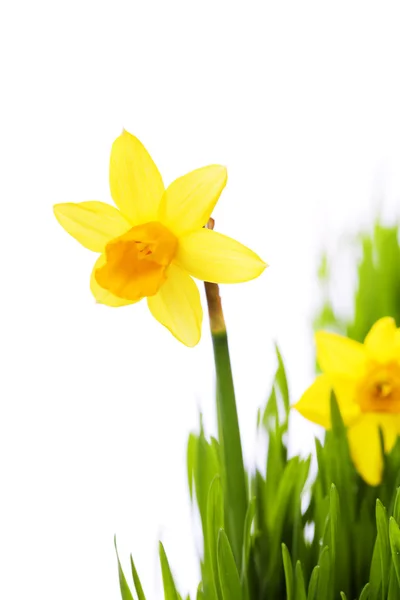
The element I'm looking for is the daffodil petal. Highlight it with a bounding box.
[109,130,164,225]
[147,264,202,347]
[54,201,131,252]
[369,413,400,452]
[175,229,267,283]
[294,374,360,429]
[294,375,333,429]
[329,375,361,425]
[90,255,137,307]
[364,317,397,362]
[348,416,383,486]
[316,331,367,378]
[159,165,227,235]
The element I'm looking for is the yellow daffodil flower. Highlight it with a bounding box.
[54,130,266,347]
[294,317,400,486]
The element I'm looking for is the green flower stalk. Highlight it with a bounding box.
[204,275,247,569]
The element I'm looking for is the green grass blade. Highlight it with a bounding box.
[359,583,370,600]
[282,544,294,600]
[294,561,307,600]
[317,546,331,600]
[217,529,242,600]
[388,565,400,600]
[159,542,179,600]
[207,476,224,600]
[389,517,400,587]
[393,489,400,524]
[114,537,134,600]
[329,484,339,568]
[376,499,390,598]
[307,566,320,600]
[275,344,290,417]
[242,498,256,575]
[369,538,382,600]
[130,555,146,600]
[187,432,198,501]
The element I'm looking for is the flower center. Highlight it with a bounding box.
[95,221,178,301]
[357,361,400,413]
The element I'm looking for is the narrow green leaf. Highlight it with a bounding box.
[217,529,242,600]
[317,546,331,600]
[212,332,247,569]
[281,544,294,600]
[196,583,205,600]
[207,476,224,600]
[159,542,179,600]
[130,556,146,600]
[388,565,400,600]
[187,432,198,500]
[359,582,370,600]
[329,484,339,567]
[369,538,382,600]
[114,537,134,600]
[393,489,400,524]
[340,593,347,600]
[242,498,256,575]
[294,561,307,600]
[389,517,400,587]
[376,499,390,598]
[307,566,319,600]
[275,344,290,416]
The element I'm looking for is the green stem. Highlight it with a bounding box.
[205,280,248,569]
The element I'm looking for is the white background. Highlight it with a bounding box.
[1,2,400,599]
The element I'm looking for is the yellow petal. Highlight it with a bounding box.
[369,413,400,453]
[348,416,383,486]
[54,201,131,252]
[90,255,137,307]
[158,165,227,235]
[109,130,164,225]
[316,331,367,378]
[147,263,202,347]
[294,374,360,429]
[364,317,397,362]
[294,375,333,429]
[175,229,267,283]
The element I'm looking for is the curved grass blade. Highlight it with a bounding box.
[294,561,307,600]
[282,544,293,600]
[207,475,224,600]
[217,529,242,600]
[390,517,400,587]
[307,566,319,600]
[159,542,179,600]
[130,555,146,600]
[376,499,390,598]
[114,537,134,600]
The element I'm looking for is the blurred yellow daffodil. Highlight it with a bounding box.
[295,317,400,485]
[54,130,266,347]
